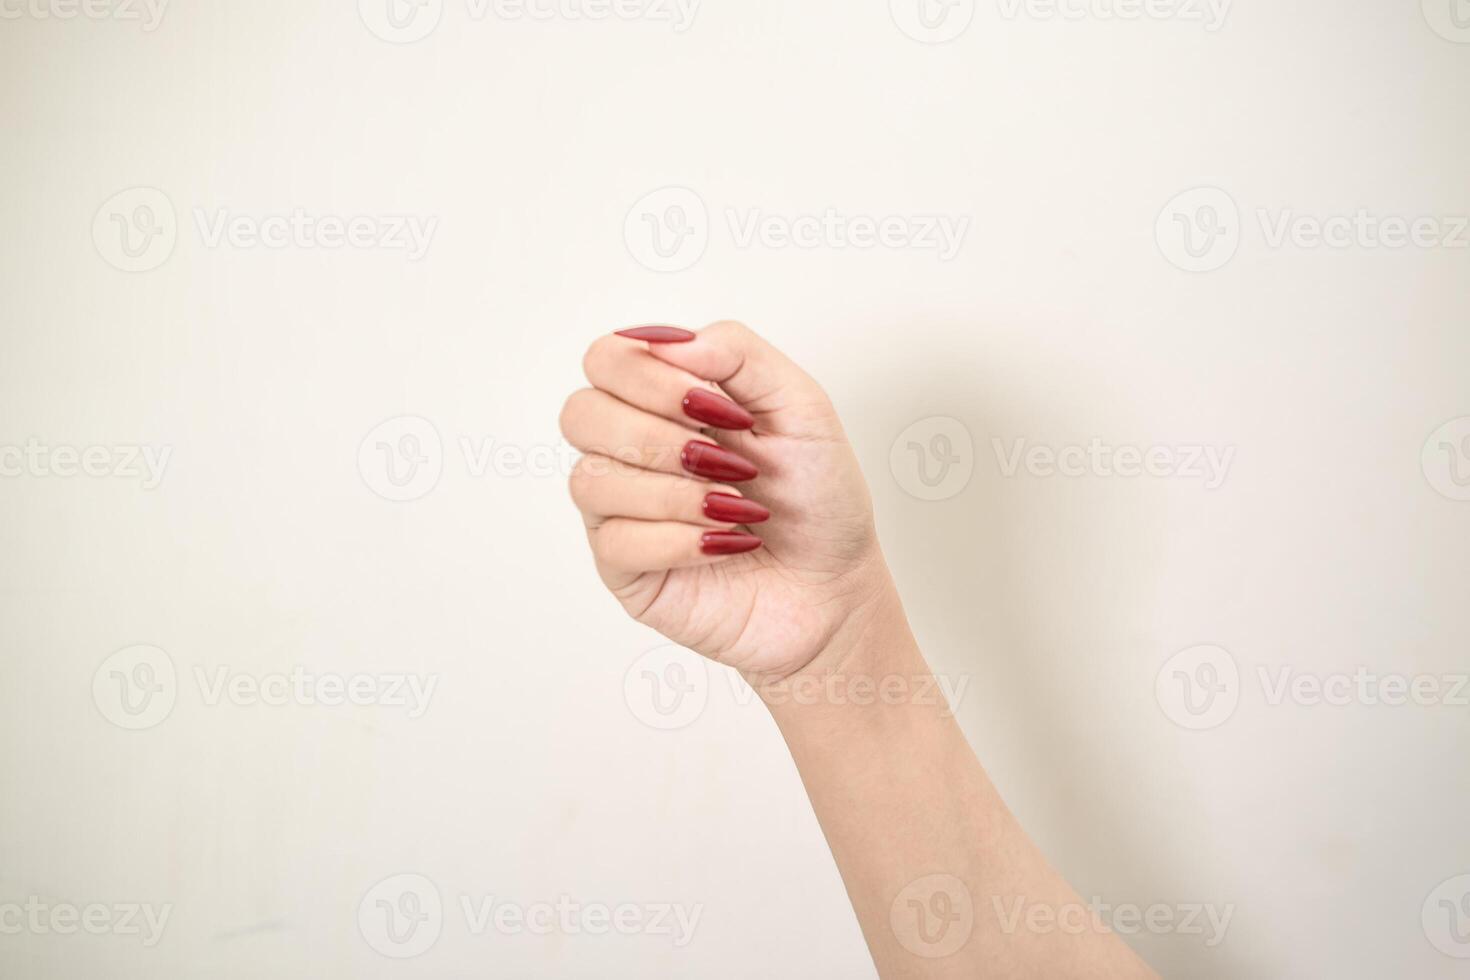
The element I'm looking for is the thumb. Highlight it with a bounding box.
[639,320,837,437]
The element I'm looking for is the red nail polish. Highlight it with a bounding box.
[681,441,758,482]
[703,492,770,524]
[683,389,754,430]
[701,531,763,556]
[615,325,697,343]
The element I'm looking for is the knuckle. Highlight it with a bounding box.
[589,519,626,560]
[665,477,692,517]
[709,319,752,342]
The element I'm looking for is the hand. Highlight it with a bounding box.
[559,320,896,681]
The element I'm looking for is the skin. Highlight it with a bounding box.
[560,320,1158,979]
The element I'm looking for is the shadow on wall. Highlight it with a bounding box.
[841,330,1248,978]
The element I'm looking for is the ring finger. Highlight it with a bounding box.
[569,455,770,529]
[559,388,759,483]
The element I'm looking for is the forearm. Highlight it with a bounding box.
[755,582,1156,979]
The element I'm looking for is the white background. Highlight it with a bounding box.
[2,0,1468,977]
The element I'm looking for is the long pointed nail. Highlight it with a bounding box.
[682,441,758,482]
[701,531,763,556]
[683,389,754,430]
[615,325,696,343]
[703,492,770,524]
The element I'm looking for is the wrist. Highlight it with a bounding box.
[747,576,929,717]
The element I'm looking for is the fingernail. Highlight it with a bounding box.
[683,389,755,430]
[615,325,696,343]
[703,492,770,525]
[701,531,764,556]
[682,440,758,482]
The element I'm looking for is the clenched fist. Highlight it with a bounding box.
[559,321,898,681]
